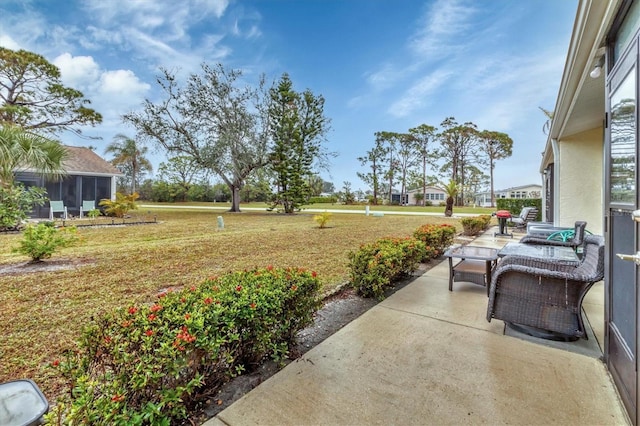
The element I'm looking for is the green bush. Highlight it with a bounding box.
[460,215,492,236]
[348,237,426,300]
[50,267,321,425]
[0,184,48,231]
[13,222,79,262]
[99,192,139,218]
[412,224,457,258]
[308,196,337,204]
[495,198,542,221]
[313,212,332,228]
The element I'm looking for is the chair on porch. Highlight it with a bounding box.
[486,234,605,340]
[520,221,587,250]
[49,201,67,220]
[509,207,539,230]
[80,200,96,218]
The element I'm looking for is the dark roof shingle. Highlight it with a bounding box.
[63,146,123,176]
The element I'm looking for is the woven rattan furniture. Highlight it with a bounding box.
[444,245,499,296]
[487,235,604,340]
[520,221,587,250]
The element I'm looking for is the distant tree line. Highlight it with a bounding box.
[358,117,513,207]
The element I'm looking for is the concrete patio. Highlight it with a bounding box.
[205,227,630,426]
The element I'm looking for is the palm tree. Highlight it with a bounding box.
[0,125,68,187]
[539,107,554,135]
[105,134,152,193]
[442,179,459,217]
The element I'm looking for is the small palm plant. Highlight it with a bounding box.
[99,192,139,218]
[442,180,458,217]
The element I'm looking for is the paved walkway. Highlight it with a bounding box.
[204,227,630,426]
[139,204,482,217]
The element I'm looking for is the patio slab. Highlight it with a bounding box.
[212,303,627,426]
[206,228,629,426]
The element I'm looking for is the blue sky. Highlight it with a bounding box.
[0,0,577,193]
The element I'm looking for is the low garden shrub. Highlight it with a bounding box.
[13,222,79,262]
[348,237,426,300]
[49,267,321,425]
[460,215,492,236]
[313,212,332,228]
[0,184,48,231]
[412,223,457,258]
[308,196,337,204]
[99,192,139,218]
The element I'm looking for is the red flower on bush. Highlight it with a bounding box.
[52,359,60,367]
[312,271,318,278]
[111,394,125,403]
[204,297,213,305]
[185,313,191,320]
[104,336,112,344]
[122,320,132,328]
[291,285,298,292]
[249,302,256,309]
[266,265,274,271]
[150,304,162,313]
[190,286,197,292]
[236,285,243,292]
[148,314,157,321]
[145,330,154,337]
[128,306,138,315]
[180,297,186,303]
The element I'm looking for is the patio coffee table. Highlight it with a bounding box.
[498,242,580,265]
[444,245,499,296]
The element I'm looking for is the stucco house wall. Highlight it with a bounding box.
[555,127,604,234]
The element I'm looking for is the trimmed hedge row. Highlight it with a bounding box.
[348,224,457,299]
[50,268,321,425]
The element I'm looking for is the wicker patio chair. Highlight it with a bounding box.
[520,221,587,250]
[486,234,604,340]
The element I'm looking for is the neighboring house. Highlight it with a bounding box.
[406,186,447,206]
[14,145,123,218]
[542,1,638,423]
[474,184,542,207]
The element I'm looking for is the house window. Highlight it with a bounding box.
[614,0,640,64]
[610,66,636,204]
[82,177,96,201]
[96,178,111,203]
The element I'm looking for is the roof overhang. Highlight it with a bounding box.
[541,0,622,171]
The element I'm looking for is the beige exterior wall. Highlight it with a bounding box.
[556,127,603,234]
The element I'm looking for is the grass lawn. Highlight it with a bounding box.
[0,207,465,401]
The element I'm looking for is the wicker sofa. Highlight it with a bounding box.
[486,234,604,340]
[519,221,587,250]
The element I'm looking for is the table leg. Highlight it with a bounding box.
[485,260,492,296]
[448,257,453,291]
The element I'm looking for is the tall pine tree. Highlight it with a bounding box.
[268,74,329,213]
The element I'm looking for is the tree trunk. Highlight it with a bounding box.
[490,161,495,208]
[229,185,241,212]
[445,196,453,217]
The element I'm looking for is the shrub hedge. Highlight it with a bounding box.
[348,237,426,300]
[460,215,492,236]
[50,267,321,425]
[412,223,457,258]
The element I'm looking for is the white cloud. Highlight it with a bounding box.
[0,34,20,50]
[53,53,101,90]
[410,0,477,57]
[388,69,453,118]
[99,69,150,97]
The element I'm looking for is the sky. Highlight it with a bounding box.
[0,0,578,193]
